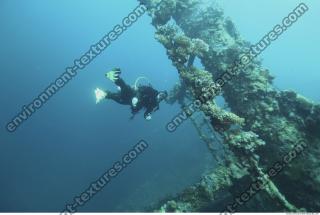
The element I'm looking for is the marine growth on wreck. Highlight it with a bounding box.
[138,0,320,212]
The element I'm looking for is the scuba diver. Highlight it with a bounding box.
[95,68,168,121]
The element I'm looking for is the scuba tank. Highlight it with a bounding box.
[133,76,152,90]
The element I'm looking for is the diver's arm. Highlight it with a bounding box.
[114,78,128,89]
[144,108,153,121]
[144,104,159,120]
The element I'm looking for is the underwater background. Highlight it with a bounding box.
[0,0,319,212]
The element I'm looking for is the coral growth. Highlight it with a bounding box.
[139,0,320,212]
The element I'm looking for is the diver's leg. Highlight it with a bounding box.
[105,69,135,104]
[115,78,133,93]
[115,78,135,103]
[105,91,126,105]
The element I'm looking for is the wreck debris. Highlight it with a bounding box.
[138,0,320,212]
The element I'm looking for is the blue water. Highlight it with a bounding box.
[217,0,320,101]
[0,0,319,212]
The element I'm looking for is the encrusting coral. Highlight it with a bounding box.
[138,0,320,212]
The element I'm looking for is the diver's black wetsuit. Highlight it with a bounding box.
[106,78,160,119]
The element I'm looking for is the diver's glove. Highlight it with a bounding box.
[106,68,121,82]
[145,113,152,121]
[95,88,107,104]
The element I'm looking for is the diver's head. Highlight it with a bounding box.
[157,91,168,103]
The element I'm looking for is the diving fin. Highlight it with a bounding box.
[95,88,107,104]
[106,68,121,82]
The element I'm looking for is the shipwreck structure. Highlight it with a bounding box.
[138,0,320,212]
